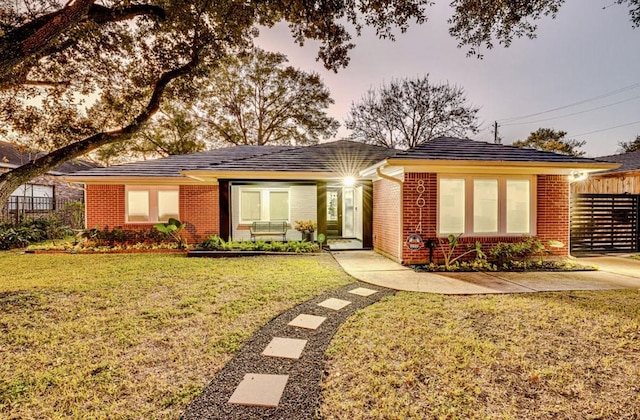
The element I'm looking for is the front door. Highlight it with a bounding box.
[326,188,342,238]
[342,187,355,238]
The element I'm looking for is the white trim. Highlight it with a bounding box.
[437,174,537,236]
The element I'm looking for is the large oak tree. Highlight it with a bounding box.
[1,0,638,206]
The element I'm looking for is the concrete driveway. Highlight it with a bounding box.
[331,251,640,294]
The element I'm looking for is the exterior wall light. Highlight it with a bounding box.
[568,170,588,183]
[343,176,356,186]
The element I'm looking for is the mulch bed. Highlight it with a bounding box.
[182,282,395,419]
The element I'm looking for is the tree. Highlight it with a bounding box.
[346,76,480,149]
[448,0,640,58]
[0,0,431,207]
[618,135,640,153]
[512,128,586,157]
[96,102,207,166]
[1,1,638,206]
[199,48,339,146]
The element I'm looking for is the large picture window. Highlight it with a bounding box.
[239,187,289,222]
[126,186,179,223]
[438,176,534,235]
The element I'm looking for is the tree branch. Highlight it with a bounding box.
[0,54,200,207]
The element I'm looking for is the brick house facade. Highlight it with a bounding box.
[67,138,616,261]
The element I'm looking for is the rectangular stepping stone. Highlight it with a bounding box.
[318,298,351,310]
[288,314,327,330]
[262,337,307,359]
[348,287,378,297]
[228,373,289,407]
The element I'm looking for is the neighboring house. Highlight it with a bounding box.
[571,149,640,194]
[65,138,616,263]
[0,141,97,214]
[570,150,640,254]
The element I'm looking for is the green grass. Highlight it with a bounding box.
[0,252,351,419]
[322,291,640,419]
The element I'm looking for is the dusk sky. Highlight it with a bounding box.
[256,0,640,158]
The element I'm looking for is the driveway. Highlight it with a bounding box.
[332,251,640,294]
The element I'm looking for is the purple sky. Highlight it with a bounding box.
[256,0,640,157]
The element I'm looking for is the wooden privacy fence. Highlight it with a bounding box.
[570,193,640,254]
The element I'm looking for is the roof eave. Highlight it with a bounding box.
[385,159,620,175]
[181,170,359,182]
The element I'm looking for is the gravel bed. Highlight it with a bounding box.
[182,281,396,419]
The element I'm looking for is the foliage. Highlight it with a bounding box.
[153,218,187,249]
[199,48,339,146]
[512,128,586,157]
[0,253,350,418]
[0,218,72,250]
[197,235,320,253]
[0,0,433,207]
[346,75,480,149]
[294,220,317,232]
[96,102,207,165]
[81,226,170,248]
[488,237,545,265]
[618,134,640,153]
[436,233,486,270]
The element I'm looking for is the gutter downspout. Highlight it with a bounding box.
[376,165,404,263]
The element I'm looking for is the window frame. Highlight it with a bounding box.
[125,185,179,223]
[238,186,290,223]
[437,175,536,236]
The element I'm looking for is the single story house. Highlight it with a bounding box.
[1,141,97,215]
[65,137,617,264]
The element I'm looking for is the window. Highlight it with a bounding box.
[239,187,289,222]
[438,176,534,235]
[126,186,179,223]
[9,184,54,211]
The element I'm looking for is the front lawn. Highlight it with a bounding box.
[321,291,640,419]
[0,252,350,419]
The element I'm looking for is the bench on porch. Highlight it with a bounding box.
[249,221,288,242]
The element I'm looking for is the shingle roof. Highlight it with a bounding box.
[70,145,295,177]
[594,150,640,174]
[0,141,99,174]
[69,141,397,178]
[197,140,397,174]
[389,137,604,164]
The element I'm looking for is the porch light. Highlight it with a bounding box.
[568,170,588,183]
[343,176,356,186]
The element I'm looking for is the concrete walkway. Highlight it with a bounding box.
[332,251,640,294]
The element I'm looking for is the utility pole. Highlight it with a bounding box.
[493,121,500,144]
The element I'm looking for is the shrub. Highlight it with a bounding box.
[488,237,545,266]
[0,218,72,250]
[196,235,320,253]
[82,226,170,247]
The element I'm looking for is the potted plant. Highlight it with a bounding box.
[294,220,316,242]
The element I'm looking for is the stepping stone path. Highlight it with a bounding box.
[183,282,394,419]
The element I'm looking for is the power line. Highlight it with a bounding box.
[570,119,640,137]
[500,94,640,127]
[497,81,640,123]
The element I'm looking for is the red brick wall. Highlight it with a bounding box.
[398,173,570,265]
[180,185,219,243]
[373,178,402,260]
[85,184,220,244]
[536,174,570,256]
[85,184,125,229]
[401,173,437,264]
